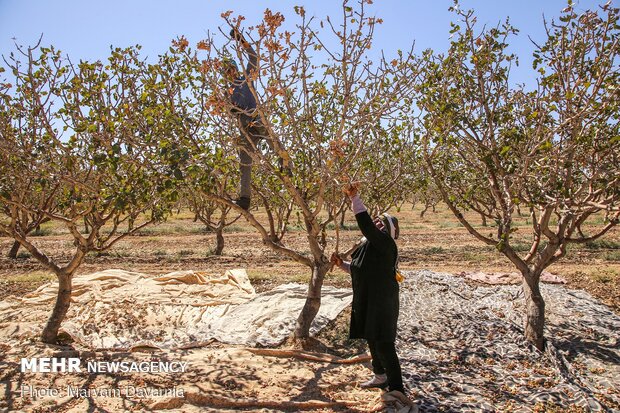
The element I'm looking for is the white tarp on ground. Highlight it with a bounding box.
[212,283,352,346]
[0,269,352,350]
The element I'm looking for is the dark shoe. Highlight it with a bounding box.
[234,196,250,210]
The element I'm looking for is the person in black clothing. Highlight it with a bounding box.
[223,28,272,210]
[331,183,414,408]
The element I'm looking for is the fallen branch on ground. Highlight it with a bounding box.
[151,392,367,411]
[245,348,371,364]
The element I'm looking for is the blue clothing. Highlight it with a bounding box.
[230,41,259,115]
[230,77,257,113]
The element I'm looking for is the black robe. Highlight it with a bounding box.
[349,211,399,342]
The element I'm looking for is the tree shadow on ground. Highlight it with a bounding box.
[549,322,620,366]
[396,309,616,412]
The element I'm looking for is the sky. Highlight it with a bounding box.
[0,0,611,87]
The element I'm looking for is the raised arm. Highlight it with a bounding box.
[352,195,391,248]
[345,184,391,249]
[230,28,258,79]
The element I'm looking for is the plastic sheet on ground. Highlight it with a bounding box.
[457,270,566,285]
[211,282,352,346]
[0,269,352,350]
[399,270,620,412]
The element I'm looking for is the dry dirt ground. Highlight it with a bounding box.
[0,204,618,412]
[1,339,388,413]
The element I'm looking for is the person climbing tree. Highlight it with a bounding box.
[222,27,273,210]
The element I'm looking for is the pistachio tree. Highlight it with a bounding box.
[180,0,421,339]
[186,182,240,255]
[416,3,619,350]
[0,180,52,260]
[0,44,179,343]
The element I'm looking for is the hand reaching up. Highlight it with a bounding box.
[343,181,361,199]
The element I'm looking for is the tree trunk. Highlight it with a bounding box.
[214,227,225,256]
[522,272,545,351]
[420,205,429,218]
[41,272,73,344]
[294,263,329,338]
[481,215,487,227]
[7,240,20,259]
